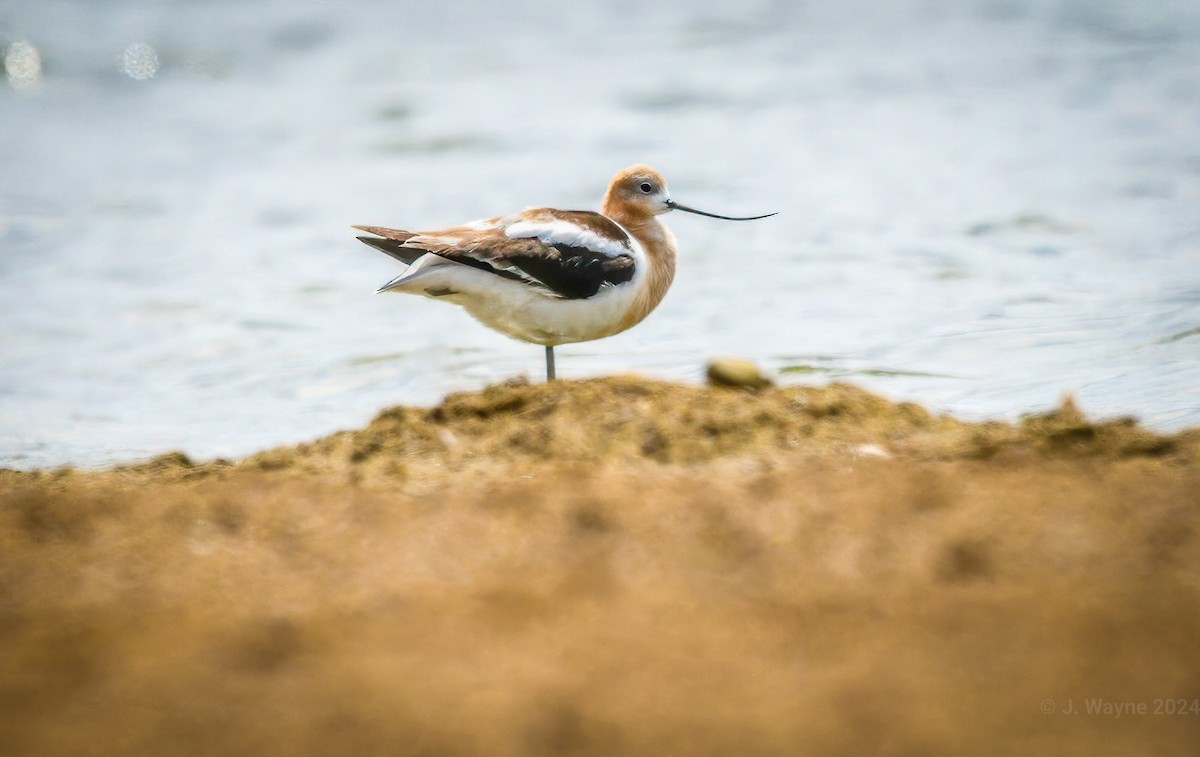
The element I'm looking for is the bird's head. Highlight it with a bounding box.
[603,164,777,224]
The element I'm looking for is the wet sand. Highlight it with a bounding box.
[3,377,1199,755]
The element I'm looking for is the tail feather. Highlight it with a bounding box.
[376,250,457,293]
[351,225,417,241]
[356,235,426,266]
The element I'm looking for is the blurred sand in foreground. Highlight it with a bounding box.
[3,377,1199,756]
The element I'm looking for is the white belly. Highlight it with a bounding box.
[383,254,643,346]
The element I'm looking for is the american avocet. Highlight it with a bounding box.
[354,164,775,380]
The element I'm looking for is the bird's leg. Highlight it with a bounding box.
[545,345,556,381]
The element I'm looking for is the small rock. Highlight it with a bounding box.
[852,443,892,459]
[706,358,773,389]
[437,428,461,454]
[1057,393,1085,423]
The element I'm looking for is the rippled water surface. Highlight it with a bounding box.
[2,0,1198,469]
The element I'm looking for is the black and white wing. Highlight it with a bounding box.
[354,208,637,300]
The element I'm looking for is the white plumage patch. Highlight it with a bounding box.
[503,220,631,257]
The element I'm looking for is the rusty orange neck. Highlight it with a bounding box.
[604,196,678,332]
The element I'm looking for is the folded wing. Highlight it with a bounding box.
[354,209,636,300]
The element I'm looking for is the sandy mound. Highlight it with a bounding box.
[2,377,1198,755]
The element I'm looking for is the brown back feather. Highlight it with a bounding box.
[351,225,417,242]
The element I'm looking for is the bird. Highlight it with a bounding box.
[353,164,775,381]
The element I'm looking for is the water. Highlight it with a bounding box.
[1,0,1198,470]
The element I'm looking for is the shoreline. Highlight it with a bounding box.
[6,375,1197,484]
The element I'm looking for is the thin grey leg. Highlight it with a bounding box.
[545,345,556,381]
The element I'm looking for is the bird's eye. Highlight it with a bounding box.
[639,182,653,194]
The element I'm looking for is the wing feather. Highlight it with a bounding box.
[354,210,637,299]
